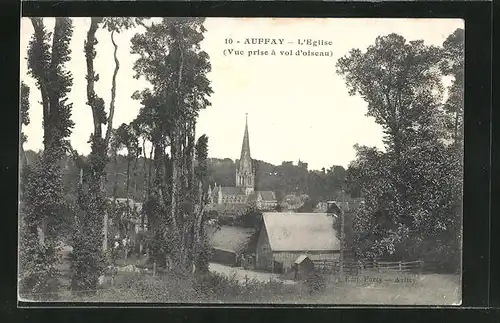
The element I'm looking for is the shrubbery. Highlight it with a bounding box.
[69,270,306,303]
[304,272,327,294]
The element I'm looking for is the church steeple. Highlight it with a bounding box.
[240,113,251,162]
[236,113,255,195]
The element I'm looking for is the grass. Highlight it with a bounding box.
[20,245,460,305]
[26,248,459,304]
[60,269,461,305]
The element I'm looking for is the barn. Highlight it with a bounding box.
[256,213,341,273]
[206,225,258,267]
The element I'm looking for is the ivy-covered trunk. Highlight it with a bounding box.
[71,17,107,294]
[130,18,213,275]
[22,17,75,299]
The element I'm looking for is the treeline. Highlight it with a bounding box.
[22,149,352,206]
[208,158,353,202]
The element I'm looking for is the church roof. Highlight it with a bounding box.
[258,191,276,201]
[206,203,249,215]
[246,192,259,202]
[217,186,246,196]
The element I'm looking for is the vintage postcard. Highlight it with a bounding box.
[18,17,463,305]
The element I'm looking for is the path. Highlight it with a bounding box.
[209,263,296,285]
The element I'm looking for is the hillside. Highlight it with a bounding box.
[21,150,354,204]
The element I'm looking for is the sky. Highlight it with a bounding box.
[19,18,463,170]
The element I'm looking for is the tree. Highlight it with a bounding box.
[70,17,108,293]
[337,33,462,272]
[115,123,141,201]
[440,28,464,145]
[20,81,31,167]
[70,18,147,293]
[101,18,146,146]
[296,196,317,213]
[21,17,74,298]
[192,134,211,273]
[131,18,213,272]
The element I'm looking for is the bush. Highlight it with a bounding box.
[304,272,327,294]
[18,242,61,301]
[68,268,306,303]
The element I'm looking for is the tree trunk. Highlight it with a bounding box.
[105,30,119,148]
[142,137,147,202]
[112,154,119,201]
[192,180,205,274]
[103,211,108,252]
[454,109,460,145]
[169,127,183,268]
[85,17,104,139]
[133,154,139,200]
[126,158,131,199]
[147,145,154,198]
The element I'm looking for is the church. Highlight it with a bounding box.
[207,115,278,213]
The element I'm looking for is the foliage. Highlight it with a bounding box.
[20,81,31,145]
[101,270,299,303]
[18,231,61,300]
[337,33,445,155]
[70,186,106,293]
[70,18,146,293]
[19,159,66,299]
[337,31,463,273]
[236,205,263,228]
[130,18,214,272]
[27,17,75,155]
[208,158,348,203]
[304,272,327,294]
[296,196,318,213]
[440,28,464,145]
[22,17,75,297]
[31,150,353,208]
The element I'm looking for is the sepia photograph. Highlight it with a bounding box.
[18,17,463,305]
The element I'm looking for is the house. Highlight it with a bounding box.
[281,194,309,211]
[248,191,278,210]
[206,225,258,267]
[256,212,341,273]
[206,202,249,218]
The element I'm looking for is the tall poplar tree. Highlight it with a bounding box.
[21,17,74,298]
[131,18,213,272]
[70,17,144,293]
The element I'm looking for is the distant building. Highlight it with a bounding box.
[314,198,365,213]
[281,194,309,211]
[207,115,277,215]
[255,212,341,273]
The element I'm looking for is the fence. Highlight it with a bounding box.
[314,258,424,275]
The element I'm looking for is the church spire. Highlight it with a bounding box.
[240,113,251,161]
[236,113,255,195]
